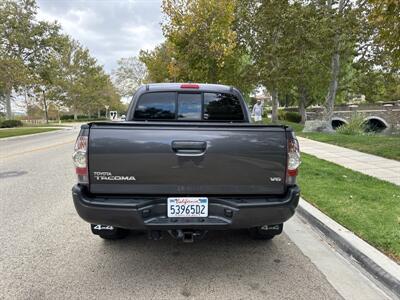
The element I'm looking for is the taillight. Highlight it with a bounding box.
[287,136,300,184]
[73,135,88,184]
[180,83,200,89]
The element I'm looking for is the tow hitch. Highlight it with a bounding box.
[167,229,208,243]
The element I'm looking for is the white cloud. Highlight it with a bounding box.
[36,0,164,73]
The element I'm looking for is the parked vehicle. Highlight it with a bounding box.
[72,83,300,242]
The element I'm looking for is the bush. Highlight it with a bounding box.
[60,115,108,121]
[61,117,108,122]
[60,115,74,120]
[0,119,23,128]
[278,110,302,123]
[285,112,302,123]
[336,114,366,135]
[278,110,286,121]
[60,115,88,120]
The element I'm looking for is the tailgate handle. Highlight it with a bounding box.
[171,141,207,156]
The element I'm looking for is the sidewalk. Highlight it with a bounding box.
[298,136,400,186]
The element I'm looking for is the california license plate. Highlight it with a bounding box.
[167,197,208,218]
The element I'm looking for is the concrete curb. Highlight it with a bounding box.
[297,199,400,297]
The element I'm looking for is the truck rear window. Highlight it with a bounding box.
[134,92,176,120]
[134,92,244,121]
[204,93,244,121]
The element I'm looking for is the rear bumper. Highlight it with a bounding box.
[72,185,300,230]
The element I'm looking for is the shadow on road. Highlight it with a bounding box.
[65,229,340,299]
[90,230,285,287]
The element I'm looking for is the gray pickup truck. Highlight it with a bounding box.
[72,83,300,242]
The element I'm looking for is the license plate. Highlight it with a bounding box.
[167,197,208,218]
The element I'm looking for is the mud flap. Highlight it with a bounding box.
[91,224,117,236]
[260,224,283,235]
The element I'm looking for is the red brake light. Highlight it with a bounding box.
[287,136,300,184]
[73,135,88,184]
[180,84,199,89]
[76,167,88,176]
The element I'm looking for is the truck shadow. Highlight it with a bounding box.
[95,229,285,282]
[71,229,330,299]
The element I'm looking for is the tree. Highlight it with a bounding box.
[368,0,400,71]
[31,36,67,123]
[55,38,99,120]
[237,0,303,123]
[237,0,371,126]
[139,41,177,83]
[111,56,147,97]
[0,0,61,119]
[0,0,123,121]
[160,0,254,94]
[318,0,368,124]
[288,2,331,123]
[82,70,122,118]
[162,0,236,82]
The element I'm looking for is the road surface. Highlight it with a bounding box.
[0,128,391,299]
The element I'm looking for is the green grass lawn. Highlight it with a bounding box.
[263,119,400,161]
[262,119,304,132]
[0,127,60,139]
[299,153,400,262]
[23,122,71,128]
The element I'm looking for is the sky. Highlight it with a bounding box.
[36,0,165,73]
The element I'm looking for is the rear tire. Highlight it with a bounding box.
[249,224,283,240]
[99,228,129,240]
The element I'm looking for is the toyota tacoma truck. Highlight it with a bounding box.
[72,83,300,242]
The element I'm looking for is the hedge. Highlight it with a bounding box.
[0,120,23,128]
[60,115,109,121]
[278,111,302,123]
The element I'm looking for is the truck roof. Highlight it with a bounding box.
[136,83,238,94]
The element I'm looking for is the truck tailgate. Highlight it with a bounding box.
[88,123,288,195]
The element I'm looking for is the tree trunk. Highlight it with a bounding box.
[323,0,345,123]
[299,87,307,125]
[97,108,101,118]
[88,111,92,119]
[323,49,340,122]
[43,91,49,124]
[73,105,78,120]
[5,87,12,119]
[24,89,31,121]
[271,90,279,124]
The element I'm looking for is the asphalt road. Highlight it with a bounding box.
[0,128,389,300]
